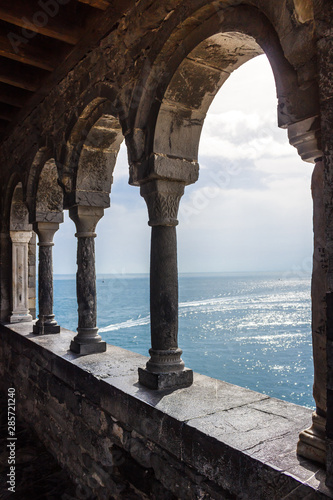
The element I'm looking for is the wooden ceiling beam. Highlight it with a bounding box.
[0,83,30,107]
[0,0,133,143]
[0,32,63,71]
[0,59,48,92]
[0,1,83,44]
[0,118,9,134]
[0,103,20,122]
[77,0,111,10]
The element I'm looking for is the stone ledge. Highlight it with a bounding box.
[1,321,333,499]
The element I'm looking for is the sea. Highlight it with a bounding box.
[52,272,314,409]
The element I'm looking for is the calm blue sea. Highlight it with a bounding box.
[52,272,314,409]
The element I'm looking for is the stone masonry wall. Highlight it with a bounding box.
[0,327,231,499]
[0,324,331,499]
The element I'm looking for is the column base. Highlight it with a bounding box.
[9,313,32,323]
[138,367,193,390]
[70,339,107,354]
[146,348,185,373]
[33,322,60,335]
[297,411,326,465]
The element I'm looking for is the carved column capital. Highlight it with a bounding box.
[10,231,32,244]
[33,222,60,247]
[140,180,184,227]
[69,205,104,237]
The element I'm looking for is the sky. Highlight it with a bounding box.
[53,54,314,275]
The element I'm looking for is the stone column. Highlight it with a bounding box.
[69,205,106,354]
[297,157,327,465]
[288,119,328,464]
[9,230,33,323]
[33,222,60,334]
[138,180,193,390]
[0,231,11,321]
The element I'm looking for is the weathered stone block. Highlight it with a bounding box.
[138,367,193,390]
[81,399,108,434]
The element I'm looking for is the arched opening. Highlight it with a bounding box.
[53,98,150,350]
[55,98,125,350]
[130,5,320,398]
[176,54,314,408]
[53,140,150,344]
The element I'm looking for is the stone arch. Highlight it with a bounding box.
[10,182,31,231]
[1,174,22,233]
[26,146,63,221]
[128,2,320,184]
[35,159,63,223]
[60,95,125,208]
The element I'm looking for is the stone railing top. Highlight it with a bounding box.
[1,322,331,499]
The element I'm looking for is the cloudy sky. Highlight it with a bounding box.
[53,54,314,275]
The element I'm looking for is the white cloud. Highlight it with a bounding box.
[113,141,130,179]
[178,54,313,272]
[95,202,150,274]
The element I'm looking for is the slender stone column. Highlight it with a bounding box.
[9,230,33,323]
[138,180,193,390]
[33,222,60,334]
[69,205,106,354]
[297,157,327,464]
[0,232,11,321]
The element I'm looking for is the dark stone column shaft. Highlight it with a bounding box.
[150,225,178,350]
[147,225,185,374]
[77,236,97,330]
[33,222,60,334]
[138,180,192,389]
[69,205,106,354]
[297,158,326,465]
[311,159,327,417]
[38,244,54,317]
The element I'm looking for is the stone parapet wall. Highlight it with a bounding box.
[0,323,332,499]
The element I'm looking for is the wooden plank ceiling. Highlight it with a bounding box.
[0,0,114,142]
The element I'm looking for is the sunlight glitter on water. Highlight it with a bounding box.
[53,272,314,408]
